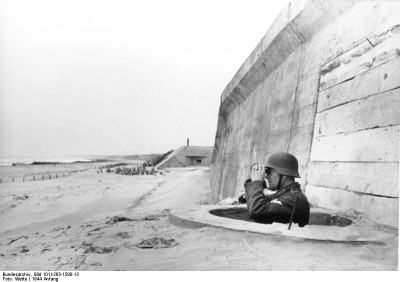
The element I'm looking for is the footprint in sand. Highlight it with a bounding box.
[76,241,117,254]
[84,246,118,254]
[52,226,64,232]
[41,247,51,253]
[87,227,105,236]
[105,216,135,225]
[13,194,29,201]
[134,237,179,249]
[7,236,28,245]
[115,232,130,239]
[73,255,87,270]
[140,214,162,221]
[19,246,29,253]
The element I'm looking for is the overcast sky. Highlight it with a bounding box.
[0,0,290,158]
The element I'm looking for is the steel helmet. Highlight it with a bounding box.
[265,152,300,178]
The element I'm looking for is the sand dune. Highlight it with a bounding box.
[0,166,397,270]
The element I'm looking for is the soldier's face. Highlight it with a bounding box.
[265,168,280,191]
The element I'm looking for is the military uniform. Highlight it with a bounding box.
[244,179,310,227]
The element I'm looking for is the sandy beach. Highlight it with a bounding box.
[0,164,397,270]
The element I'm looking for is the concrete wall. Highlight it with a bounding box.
[210,0,399,227]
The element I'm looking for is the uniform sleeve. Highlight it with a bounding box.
[245,180,291,221]
[240,179,269,204]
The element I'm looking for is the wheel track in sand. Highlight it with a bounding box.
[127,179,167,210]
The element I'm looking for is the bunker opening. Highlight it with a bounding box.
[209,207,353,227]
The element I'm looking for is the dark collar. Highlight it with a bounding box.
[273,182,300,198]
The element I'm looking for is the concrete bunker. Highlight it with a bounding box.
[169,0,400,242]
[209,207,353,227]
[156,146,213,169]
[210,0,399,229]
[169,1,398,244]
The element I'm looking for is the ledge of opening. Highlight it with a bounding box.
[210,207,353,227]
[169,205,393,243]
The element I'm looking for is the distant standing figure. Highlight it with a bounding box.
[187,138,189,147]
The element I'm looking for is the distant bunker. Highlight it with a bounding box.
[156,146,213,170]
[209,0,399,228]
[169,205,393,243]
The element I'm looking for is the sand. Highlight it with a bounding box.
[0,165,398,271]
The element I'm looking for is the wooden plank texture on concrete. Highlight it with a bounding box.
[254,50,300,154]
[368,23,400,46]
[306,185,399,227]
[314,89,400,136]
[294,63,320,108]
[310,125,399,162]
[320,41,372,89]
[212,1,400,208]
[320,34,400,91]
[288,124,314,167]
[292,103,317,129]
[217,152,239,201]
[318,56,400,112]
[307,162,399,197]
[297,165,307,188]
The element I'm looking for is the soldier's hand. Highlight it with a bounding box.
[251,163,265,182]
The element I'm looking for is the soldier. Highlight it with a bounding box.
[243,152,310,228]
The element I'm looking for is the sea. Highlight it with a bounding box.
[0,156,93,166]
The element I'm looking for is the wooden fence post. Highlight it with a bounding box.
[42,175,44,180]
[23,177,25,182]
[49,174,51,180]
[12,177,14,183]
[33,176,35,181]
